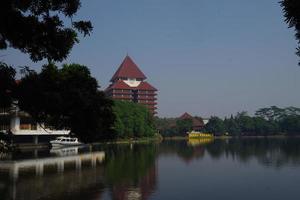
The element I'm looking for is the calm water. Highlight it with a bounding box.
[1,138,300,200]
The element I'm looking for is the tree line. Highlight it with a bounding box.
[155,117,195,137]
[205,106,300,136]
[155,106,300,137]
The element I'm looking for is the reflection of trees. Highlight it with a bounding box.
[158,139,300,168]
[159,140,208,164]
[103,143,158,200]
[205,138,300,168]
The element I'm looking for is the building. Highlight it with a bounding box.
[0,103,69,144]
[105,55,158,115]
[179,112,205,131]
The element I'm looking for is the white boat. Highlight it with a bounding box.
[50,136,82,147]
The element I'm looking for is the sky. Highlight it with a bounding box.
[2,0,300,118]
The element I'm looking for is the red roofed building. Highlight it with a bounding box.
[105,56,158,115]
[179,112,205,131]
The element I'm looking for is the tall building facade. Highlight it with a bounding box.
[105,56,158,115]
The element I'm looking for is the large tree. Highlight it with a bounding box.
[281,0,300,65]
[0,0,92,62]
[113,100,155,138]
[16,63,115,142]
[0,63,16,108]
[204,116,226,135]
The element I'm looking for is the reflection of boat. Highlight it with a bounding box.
[50,136,82,147]
[188,138,213,146]
[187,131,213,138]
[50,146,81,156]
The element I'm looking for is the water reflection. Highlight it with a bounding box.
[103,144,157,200]
[187,138,214,146]
[0,146,106,200]
[205,138,300,168]
[159,138,300,168]
[1,138,300,200]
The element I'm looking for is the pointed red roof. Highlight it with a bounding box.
[137,82,157,91]
[180,112,193,119]
[106,80,132,91]
[179,112,204,127]
[110,56,147,82]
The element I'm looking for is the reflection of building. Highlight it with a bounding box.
[0,150,105,179]
[179,112,205,131]
[111,164,157,200]
[0,149,105,200]
[105,56,158,115]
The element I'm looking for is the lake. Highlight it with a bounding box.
[1,138,300,200]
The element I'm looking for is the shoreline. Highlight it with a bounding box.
[163,135,300,140]
[4,136,163,151]
[3,134,300,151]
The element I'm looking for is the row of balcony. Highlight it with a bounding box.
[112,95,157,100]
[112,89,156,94]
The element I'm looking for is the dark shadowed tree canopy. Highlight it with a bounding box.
[204,116,226,136]
[0,62,17,108]
[16,64,115,142]
[281,0,300,65]
[0,0,92,62]
[176,119,193,136]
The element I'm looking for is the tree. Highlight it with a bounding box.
[204,117,225,135]
[280,115,300,135]
[235,112,255,134]
[154,117,178,137]
[253,117,276,135]
[224,116,241,136]
[16,63,115,142]
[176,119,193,136]
[0,62,17,108]
[256,106,300,122]
[0,0,92,62]
[280,0,300,65]
[113,100,155,138]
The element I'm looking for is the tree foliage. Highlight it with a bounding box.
[204,116,226,135]
[205,106,300,136]
[16,63,114,142]
[155,117,195,137]
[113,100,156,138]
[176,119,193,135]
[0,62,17,108]
[0,0,92,62]
[154,117,178,137]
[280,0,300,65]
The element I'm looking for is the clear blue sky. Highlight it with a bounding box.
[3,0,300,118]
